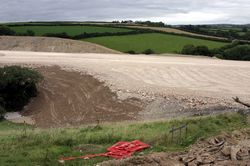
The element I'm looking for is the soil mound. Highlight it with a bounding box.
[0,36,120,54]
[174,129,250,165]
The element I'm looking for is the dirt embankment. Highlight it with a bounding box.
[0,36,120,54]
[23,66,142,128]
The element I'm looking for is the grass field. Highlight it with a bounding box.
[0,113,248,166]
[85,33,228,54]
[10,25,132,36]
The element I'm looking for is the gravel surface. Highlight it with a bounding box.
[1,51,250,126]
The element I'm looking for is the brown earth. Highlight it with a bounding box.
[0,36,120,54]
[22,66,143,128]
[99,129,250,166]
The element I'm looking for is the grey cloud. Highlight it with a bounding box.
[0,0,249,24]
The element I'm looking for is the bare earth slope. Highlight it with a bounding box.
[23,66,142,128]
[1,51,250,127]
[0,36,120,54]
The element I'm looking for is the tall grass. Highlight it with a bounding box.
[0,113,248,166]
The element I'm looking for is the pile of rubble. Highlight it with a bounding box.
[174,129,250,165]
[98,129,250,166]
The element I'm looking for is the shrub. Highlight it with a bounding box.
[26,30,35,36]
[0,66,42,112]
[181,44,196,55]
[142,49,155,55]
[0,105,6,120]
[0,25,16,35]
[181,45,211,56]
[222,45,250,60]
[195,45,211,56]
[43,32,70,38]
[126,50,136,54]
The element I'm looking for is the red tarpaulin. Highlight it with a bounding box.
[60,140,150,161]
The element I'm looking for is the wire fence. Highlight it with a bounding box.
[169,123,188,144]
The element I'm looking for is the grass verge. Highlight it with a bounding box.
[0,113,248,166]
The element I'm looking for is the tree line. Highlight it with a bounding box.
[181,40,250,61]
[178,25,250,41]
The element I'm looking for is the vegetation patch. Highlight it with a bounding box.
[0,66,42,117]
[181,40,250,61]
[178,25,250,41]
[0,113,248,165]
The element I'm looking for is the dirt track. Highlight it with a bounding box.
[1,51,250,126]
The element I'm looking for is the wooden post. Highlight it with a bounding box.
[179,128,182,143]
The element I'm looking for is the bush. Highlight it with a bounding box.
[196,45,211,56]
[181,45,211,56]
[0,105,6,120]
[43,32,70,38]
[126,50,136,54]
[222,45,250,60]
[0,66,42,112]
[181,44,196,55]
[0,25,16,35]
[26,30,35,36]
[142,49,155,55]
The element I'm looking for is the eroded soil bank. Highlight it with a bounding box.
[23,66,143,128]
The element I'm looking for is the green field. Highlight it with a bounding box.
[0,113,248,166]
[10,25,132,36]
[85,33,228,54]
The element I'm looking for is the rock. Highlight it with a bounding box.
[221,146,231,156]
[182,155,196,164]
[230,146,241,160]
[237,148,250,160]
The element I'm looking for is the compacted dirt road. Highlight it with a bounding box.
[1,51,249,98]
[0,51,250,127]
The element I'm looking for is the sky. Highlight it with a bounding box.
[1,0,250,25]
